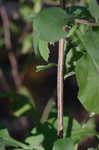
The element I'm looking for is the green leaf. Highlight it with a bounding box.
[27,13,37,20]
[71,119,96,142]
[88,148,97,150]
[0,129,29,149]
[21,34,32,54]
[36,63,57,72]
[51,116,96,144]
[33,7,71,42]
[52,138,74,150]
[25,134,44,149]
[75,54,99,113]
[66,24,77,38]
[64,72,75,80]
[14,149,24,150]
[33,32,40,56]
[76,27,99,71]
[0,138,5,150]
[88,0,99,21]
[36,147,45,150]
[39,40,49,61]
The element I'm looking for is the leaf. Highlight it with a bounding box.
[52,138,74,150]
[71,119,96,142]
[0,138,5,146]
[63,117,96,143]
[14,149,24,150]
[25,134,44,149]
[21,34,32,54]
[39,40,49,61]
[0,138,5,150]
[75,54,99,113]
[64,72,75,80]
[33,32,40,56]
[36,147,45,150]
[76,27,99,72]
[36,63,57,72]
[33,7,71,42]
[0,129,29,149]
[66,24,77,38]
[27,13,37,20]
[88,0,99,21]
[88,148,97,150]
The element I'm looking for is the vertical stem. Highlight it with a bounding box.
[57,39,64,137]
[57,0,65,138]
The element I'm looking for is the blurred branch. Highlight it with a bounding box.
[0,5,22,92]
[75,19,99,26]
[0,69,10,91]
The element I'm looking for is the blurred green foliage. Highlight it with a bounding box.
[0,0,99,150]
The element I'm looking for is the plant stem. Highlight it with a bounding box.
[57,39,64,138]
[57,0,65,138]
